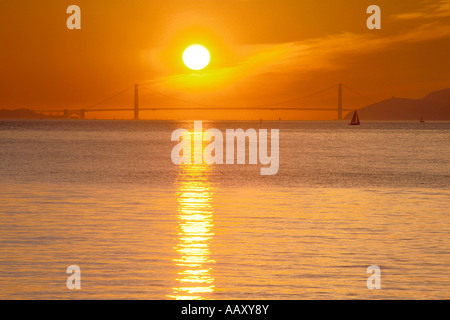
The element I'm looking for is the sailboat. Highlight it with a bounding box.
[420,115,425,123]
[349,110,360,126]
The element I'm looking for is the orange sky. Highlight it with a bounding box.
[1,0,449,119]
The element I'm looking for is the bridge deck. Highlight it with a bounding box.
[37,107,354,112]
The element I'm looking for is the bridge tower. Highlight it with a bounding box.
[134,84,139,120]
[338,83,343,120]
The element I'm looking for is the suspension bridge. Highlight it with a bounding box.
[35,83,372,120]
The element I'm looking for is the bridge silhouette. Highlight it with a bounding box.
[36,83,371,120]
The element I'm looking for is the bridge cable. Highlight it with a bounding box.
[139,84,338,109]
[139,86,225,109]
[342,84,377,103]
[251,84,337,108]
[85,85,134,110]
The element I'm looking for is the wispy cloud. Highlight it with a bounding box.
[146,20,450,102]
[275,21,450,73]
[203,22,450,79]
[392,0,450,20]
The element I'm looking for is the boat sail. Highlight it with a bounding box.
[349,110,360,125]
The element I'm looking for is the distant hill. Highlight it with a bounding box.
[345,88,450,121]
[0,109,46,119]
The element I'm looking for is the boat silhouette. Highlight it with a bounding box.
[349,110,360,125]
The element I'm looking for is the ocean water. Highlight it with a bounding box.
[0,120,449,299]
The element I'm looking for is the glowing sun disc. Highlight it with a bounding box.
[182,45,210,70]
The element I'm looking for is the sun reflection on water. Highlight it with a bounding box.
[169,155,215,300]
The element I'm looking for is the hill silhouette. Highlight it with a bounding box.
[345,88,450,121]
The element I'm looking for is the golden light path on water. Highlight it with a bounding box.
[169,129,215,300]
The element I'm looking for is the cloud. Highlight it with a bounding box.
[242,21,450,76]
[392,0,450,20]
[145,20,450,103]
[224,21,450,79]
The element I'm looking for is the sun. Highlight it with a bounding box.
[182,44,210,71]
